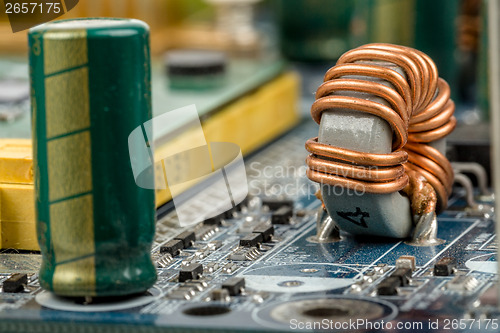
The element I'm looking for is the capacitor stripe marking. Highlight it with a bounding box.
[47,131,92,201]
[43,31,88,75]
[53,257,96,296]
[50,194,94,263]
[43,30,96,295]
[45,67,90,139]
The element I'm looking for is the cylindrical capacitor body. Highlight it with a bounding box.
[29,18,156,297]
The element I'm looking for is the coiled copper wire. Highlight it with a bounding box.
[306,43,456,213]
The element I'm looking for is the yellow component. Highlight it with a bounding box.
[204,72,300,154]
[0,71,300,250]
[1,221,38,251]
[0,183,34,222]
[0,183,38,251]
[0,139,33,184]
[154,71,300,206]
[0,139,37,250]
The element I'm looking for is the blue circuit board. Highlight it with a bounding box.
[0,120,498,333]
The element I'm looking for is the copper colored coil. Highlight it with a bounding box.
[315,79,409,126]
[306,168,409,194]
[305,137,408,167]
[306,155,406,182]
[311,96,407,150]
[337,47,423,110]
[362,43,439,112]
[410,79,451,125]
[365,43,439,111]
[402,168,437,215]
[406,150,451,195]
[408,116,457,143]
[404,162,448,212]
[323,63,413,113]
[404,142,454,190]
[306,43,456,213]
[409,99,455,132]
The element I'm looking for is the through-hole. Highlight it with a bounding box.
[183,306,231,316]
[302,307,350,318]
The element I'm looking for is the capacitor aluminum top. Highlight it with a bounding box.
[29,18,156,297]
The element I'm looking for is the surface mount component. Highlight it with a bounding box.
[262,199,293,211]
[239,233,263,247]
[228,247,261,261]
[29,18,157,297]
[390,268,411,286]
[377,276,401,296]
[252,223,274,242]
[203,214,224,226]
[271,206,293,224]
[395,255,416,271]
[434,257,456,276]
[160,239,184,257]
[221,277,245,296]
[174,231,196,249]
[179,263,204,282]
[306,43,456,241]
[209,289,230,302]
[3,273,27,293]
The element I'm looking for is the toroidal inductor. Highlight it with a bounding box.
[306,43,456,241]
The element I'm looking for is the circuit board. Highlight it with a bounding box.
[0,120,498,333]
[0,57,286,139]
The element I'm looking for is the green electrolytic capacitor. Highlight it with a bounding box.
[29,18,157,297]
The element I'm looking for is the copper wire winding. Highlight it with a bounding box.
[306,43,456,213]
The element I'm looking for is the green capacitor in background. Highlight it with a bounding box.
[29,18,157,297]
[275,0,363,61]
[414,0,461,102]
[477,0,489,121]
[274,0,415,62]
